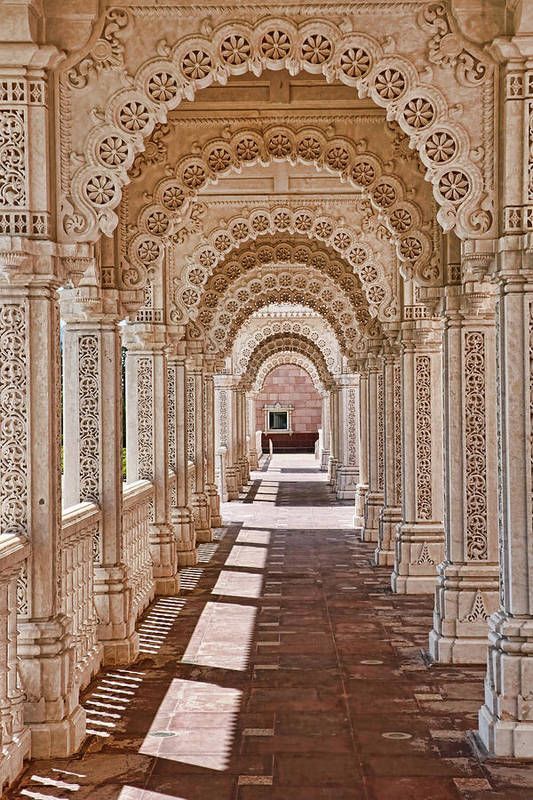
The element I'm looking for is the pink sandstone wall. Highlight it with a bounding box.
[254,365,322,433]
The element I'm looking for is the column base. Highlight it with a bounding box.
[226,467,240,500]
[336,466,359,501]
[191,493,212,542]
[195,527,213,543]
[429,562,499,664]
[29,703,86,760]
[328,458,338,488]
[390,521,444,594]
[150,523,179,596]
[248,450,259,471]
[101,630,139,667]
[178,548,198,567]
[354,483,368,528]
[362,491,383,542]
[320,449,330,472]
[375,505,401,566]
[207,484,222,528]
[154,575,180,596]
[0,728,31,790]
[76,641,103,692]
[477,611,533,757]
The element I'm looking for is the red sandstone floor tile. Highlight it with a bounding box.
[8,454,533,800]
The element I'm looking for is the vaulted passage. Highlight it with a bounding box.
[9,455,530,800]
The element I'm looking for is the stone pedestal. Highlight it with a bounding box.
[336,374,360,501]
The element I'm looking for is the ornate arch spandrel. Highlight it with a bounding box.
[57,9,496,246]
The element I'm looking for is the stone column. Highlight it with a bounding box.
[124,324,178,594]
[247,392,259,471]
[237,388,250,485]
[320,393,331,472]
[328,386,339,487]
[0,258,85,758]
[214,376,239,500]
[187,353,212,542]
[354,363,369,529]
[375,345,402,566]
[62,288,140,665]
[363,353,384,542]
[391,325,445,594]
[168,343,196,567]
[204,361,222,528]
[336,374,360,500]
[430,283,499,664]
[478,40,533,755]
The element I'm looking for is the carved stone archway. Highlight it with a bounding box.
[58,10,495,243]
[173,204,401,322]
[240,333,335,392]
[251,352,329,397]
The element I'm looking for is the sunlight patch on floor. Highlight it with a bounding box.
[181,601,257,671]
[139,678,241,771]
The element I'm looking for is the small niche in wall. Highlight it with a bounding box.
[264,402,293,434]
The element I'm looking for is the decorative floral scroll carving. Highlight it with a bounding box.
[252,352,328,397]
[0,304,27,536]
[186,374,195,462]
[167,364,176,472]
[462,589,489,623]
[420,3,490,88]
[393,362,402,505]
[63,13,493,242]
[16,561,29,616]
[137,357,153,480]
[347,388,358,467]
[78,335,100,502]
[218,389,228,448]
[377,372,384,492]
[464,331,487,560]
[66,9,130,89]
[415,355,432,519]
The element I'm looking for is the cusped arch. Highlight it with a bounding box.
[195,266,368,359]
[179,239,370,334]
[241,334,334,393]
[251,353,329,397]
[61,12,494,243]
[175,205,399,321]
[127,124,437,291]
[233,313,342,377]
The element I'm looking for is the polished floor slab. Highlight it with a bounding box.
[9,454,533,800]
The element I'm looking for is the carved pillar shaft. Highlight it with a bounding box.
[204,368,222,527]
[354,367,369,529]
[320,393,330,472]
[0,274,85,758]
[336,375,359,501]
[375,351,402,566]
[187,357,212,543]
[479,273,533,756]
[214,376,236,501]
[430,288,499,664]
[247,393,259,471]
[328,387,339,487]
[391,328,445,594]
[62,303,139,666]
[124,328,177,594]
[168,348,196,567]
[363,355,384,542]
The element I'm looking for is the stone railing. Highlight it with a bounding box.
[0,534,31,789]
[122,480,155,623]
[61,503,103,691]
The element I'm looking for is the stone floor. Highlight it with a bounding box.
[10,454,533,800]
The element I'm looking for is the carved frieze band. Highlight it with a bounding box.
[415,355,432,520]
[137,357,153,480]
[78,335,100,502]
[464,331,488,560]
[186,374,195,463]
[393,362,402,505]
[218,389,228,448]
[0,304,28,536]
[167,364,176,472]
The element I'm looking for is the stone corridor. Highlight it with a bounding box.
[8,455,531,800]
